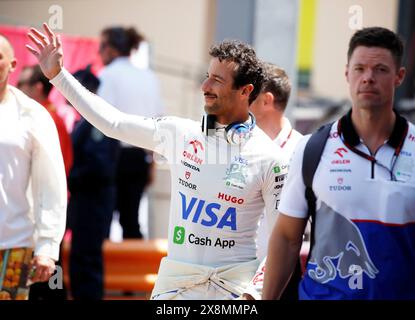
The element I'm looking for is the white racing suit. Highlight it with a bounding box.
[51,68,285,299]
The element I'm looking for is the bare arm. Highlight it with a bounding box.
[262,212,307,300]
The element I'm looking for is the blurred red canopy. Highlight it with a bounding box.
[0,24,103,105]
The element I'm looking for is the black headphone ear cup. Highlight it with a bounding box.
[201,114,217,136]
[203,113,255,144]
[207,115,216,135]
[201,115,206,135]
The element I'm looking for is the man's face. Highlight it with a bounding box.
[346,46,405,112]
[99,35,116,66]
[17,68,37,98]
[201,58,241,120]
[0,40,16,86]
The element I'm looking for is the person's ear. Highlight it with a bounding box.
[345,64,349,83]
[9,58,17,73]
[241,84,254,99]
[263,92,274,107]
[395,67,406,87]
[108,47,120,60]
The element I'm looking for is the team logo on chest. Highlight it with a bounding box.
[224,160,248,190]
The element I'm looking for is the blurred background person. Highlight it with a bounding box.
[17,64,72,300]
[0,34,66,300]
[98,26,164,239]
[67,65,120,300]
[243,63,303,300]
[18,64,73,177]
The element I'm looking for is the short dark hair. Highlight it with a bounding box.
[261,63,291,111]
[101,26,144,56]
[72,65,100,94]
[22,65,53,97]
[348,27,404,68]
[209,40,265,105]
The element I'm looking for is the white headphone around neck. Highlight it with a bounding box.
[201,112,256,145]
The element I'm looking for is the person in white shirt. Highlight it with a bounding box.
[242,63,303,300]
[26,24,286,300]
[0,34,67,300]
[98,26,164,239]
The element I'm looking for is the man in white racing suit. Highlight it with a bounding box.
[27,24,286,299]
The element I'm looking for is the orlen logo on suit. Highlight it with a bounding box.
[183,151,203,165]
[182,139,204,165]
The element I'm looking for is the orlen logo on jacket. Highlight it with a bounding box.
[179,192,236,230]
[334,147,348,158]
[217,192,244,204]
[332,147,350,164]
[183,140,204,165]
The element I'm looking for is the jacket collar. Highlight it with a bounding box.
[338,109,408,149]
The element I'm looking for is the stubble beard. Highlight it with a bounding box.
[204,102,221,115]
[355,96,388,114]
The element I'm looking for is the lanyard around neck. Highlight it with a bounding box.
[337,120,408,181]
[279,128,293,148]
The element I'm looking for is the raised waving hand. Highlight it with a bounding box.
[26,23,63,79]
